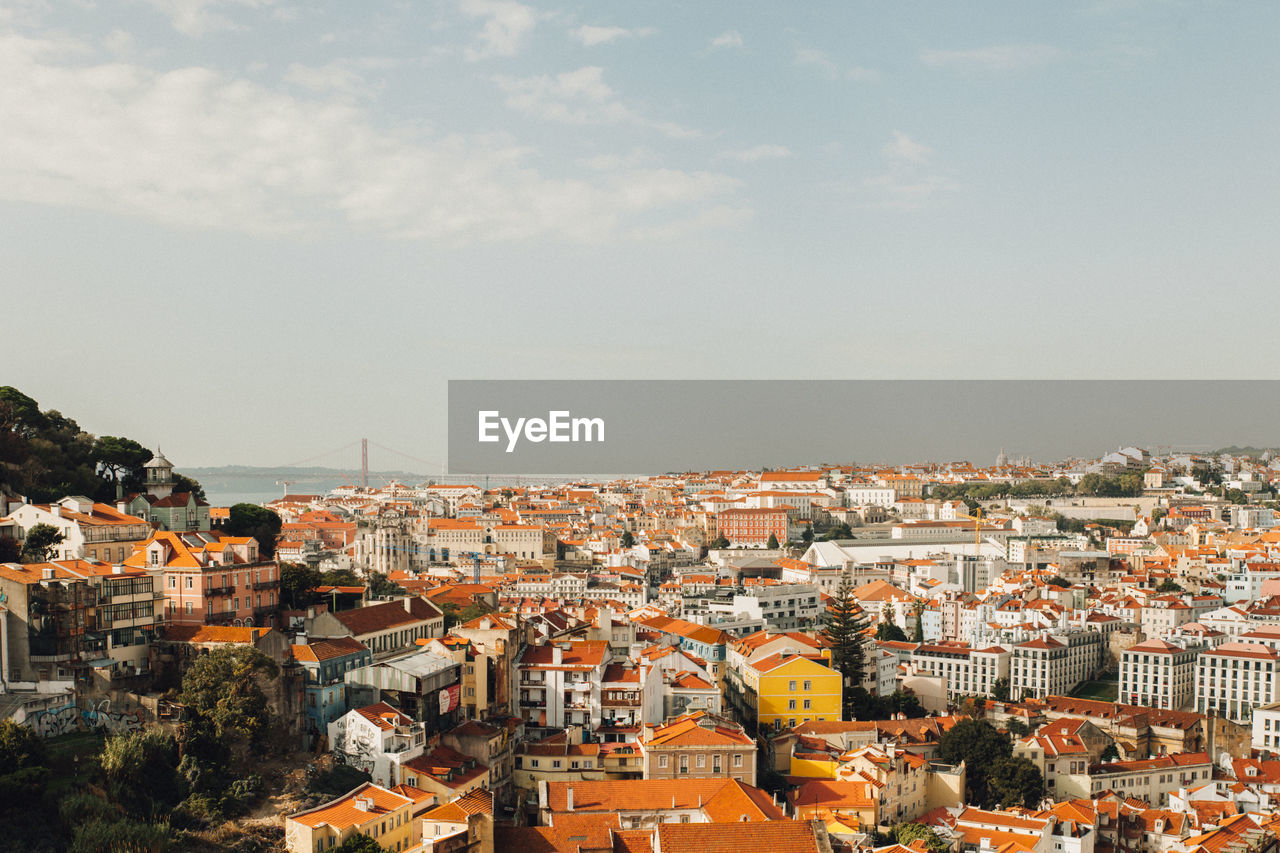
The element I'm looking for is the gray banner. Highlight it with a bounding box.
[446,380,1280,475]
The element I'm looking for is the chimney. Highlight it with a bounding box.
[42,567,55,580]
[566,786,574,812]
[404,597,414,613]
[116,500,127,514]
[552,645,562,666]
[251,629,261,642]
[50,505,61,518]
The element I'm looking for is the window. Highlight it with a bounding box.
[788,699,796,710]
[696,754,705,768]
[733,753,743,768]
[789,680,797,691]
[659,755,668,768]
[185,602,192,615]
[803,680,811,690]
[552,760,561,769]
[803,699,811,710]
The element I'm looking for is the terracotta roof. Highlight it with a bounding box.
[331,596,442,637]
[543,779,784,821]
[163,625,271,644]
[291,636,368,662]
[656,821,821,853]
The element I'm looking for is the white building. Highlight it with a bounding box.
[327,701,427,787]
[1196,641,1280,724]
[910,644,1011,699]
[1119,638,1201,711]
[1011,630,1105,700]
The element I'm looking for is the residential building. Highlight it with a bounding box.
[343,647,463,734]
[716,508,789,547]
[640,712,757,786]
[909,643,1011,699]
[285,781,435,853]
[3,496,152,563]
[327,702,428,788]
[307,596,444,659]
[516,640,610,733]
[1196,641,1280,724]
[1084,752,1213,804]
[1119,638,1201,711]
[124,531,280,628]
[293,636,373,737]
[1011,630,1105,700]
[741,652,842,733]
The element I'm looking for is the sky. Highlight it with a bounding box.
[4,1,1279,470]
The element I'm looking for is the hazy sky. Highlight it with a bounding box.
[4,1,1279,469]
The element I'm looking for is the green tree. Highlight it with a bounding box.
[1156,579,1183,593]
[335,835,386,853]
[91,436,152,488]
[892,823,949,853]
[988,756,1045,808]
[801,526,814,544]
[366,571,405,598]
[171,473,206,502]
[711,535,730,549]
[280,562,322,609]
[766,532,780,549]
[180,646,279,748]
[620,530,635,548]
[876,621,908,642]
[0,537,18,563]
[911,601,925,643]
[320,569,361,588]
[224,504,283,558]
[99,730,184,820]
[991,676,1011,702]
[821,522,853,541]
[1100,743,1120,762]
[20,523,65,563]
[937,718,1014,806]
[0,718,48,806]
[820,576,868,717]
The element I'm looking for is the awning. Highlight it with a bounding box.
[86,658,117,669]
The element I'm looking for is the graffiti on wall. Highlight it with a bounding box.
[81,700,145,735]
[24,699,147,737]
[27,703,79,738]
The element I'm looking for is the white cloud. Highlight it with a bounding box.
[494,66,701,139]
[709,30,743,49]
[794,47,877,81]
[459,0,536,61]
[865,131,957,209]
[282,62,373,98]
[882,130,931,165]
[920,43,1065,71]
[718,144,791,164]
[0,32,738,244]
[570,24,655,46]
[142,0,279,37]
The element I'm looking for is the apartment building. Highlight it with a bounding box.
[0,559,163,685]
[640,712,757,786]
[285,781,435,853]
[125,531,281,628]
[1011,630,1105,700]
[909,644,1011,699]
[1119,637,1201,711]
[1196,641,1280,724]
[715,507,789,547]
[1084,752,1213,805]
[516,640,610,732]
[3,496,152,563]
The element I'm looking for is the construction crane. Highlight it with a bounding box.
[275,480,295,497]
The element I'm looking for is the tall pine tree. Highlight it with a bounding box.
[821,575,867,719]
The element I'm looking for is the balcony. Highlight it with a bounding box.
[253,580,280,591]
[204,585,234,597]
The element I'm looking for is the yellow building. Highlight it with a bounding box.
[747,653,842,733]
[285,782,434,853]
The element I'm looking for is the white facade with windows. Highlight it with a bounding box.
[1119,638,1201,711]
[1196,641,1280,724]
